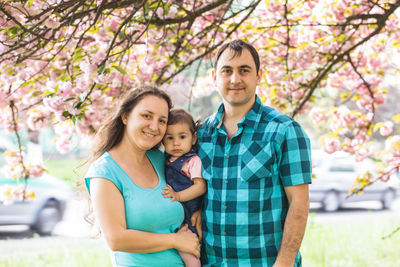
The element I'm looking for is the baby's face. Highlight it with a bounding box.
[163,122,196,157]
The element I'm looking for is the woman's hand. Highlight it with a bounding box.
[162,184,180,202]
[175,224,200,258]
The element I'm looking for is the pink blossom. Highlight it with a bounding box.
[90,50,106,65]
[28,164,45,177]
[323,138,340,154]
[355,146,374,162]
[54,136,71,154]
[59,81,73,97]
[45,18,60,29]
[380,121,393,136]
[310,108,327,123]
[109,19,120,32]
[79,61,98,76]
[168,6,178,17]
[384,135,400,157]
[27,114,45,131]
[94,73,112,85]
[43,96,64,113]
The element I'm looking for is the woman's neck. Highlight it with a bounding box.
[109,140,147,166]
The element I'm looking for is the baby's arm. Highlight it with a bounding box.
[162,178,206,202]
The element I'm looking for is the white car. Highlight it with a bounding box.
[310,150,399,212]
[0,173,73,235]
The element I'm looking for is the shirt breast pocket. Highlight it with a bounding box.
[240,141,274,183]
[198,141,214,181]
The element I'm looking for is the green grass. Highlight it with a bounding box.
[10,160,399,266]
[0,237,111,267]
[301,215,400,267]
[1,217,399,267]
[43,159,87,187]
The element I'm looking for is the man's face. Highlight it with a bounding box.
[212,48,261,108]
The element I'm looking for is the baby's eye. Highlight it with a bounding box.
[159,119,167,124]
[179,135,186,139]
[166,136,173,140]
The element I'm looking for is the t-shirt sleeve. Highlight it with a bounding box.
[278,121,312,187]
[84,157,123,195]
[182,155,203,180]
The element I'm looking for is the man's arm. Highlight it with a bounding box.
[273,183,309,267]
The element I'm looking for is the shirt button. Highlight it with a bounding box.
[225,154,229,158]
[224,180,228,184]
[225,258,228,262]
[223,205,227,209]
[223,232,226,235]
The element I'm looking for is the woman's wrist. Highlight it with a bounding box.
[168,232,178,249]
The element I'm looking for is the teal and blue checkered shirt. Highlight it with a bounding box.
[197,96,312,266]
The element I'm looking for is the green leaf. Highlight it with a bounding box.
[98,64,106,74]
[112,65,127,74]
[73,48,83,61]
[26,0,34,8]
[338,34,347,42]
[64,97,75,102]
[72,101,80,109]
[41,91,54,97]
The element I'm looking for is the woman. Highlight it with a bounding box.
[84,86,200,267]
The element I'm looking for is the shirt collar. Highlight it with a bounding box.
[239,95,262,129]
[209,95,263,130]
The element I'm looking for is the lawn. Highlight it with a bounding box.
[1,216,399,267]
[43,159,87,186]
[6,159,398,266]
[302,215,400,267]
[0,237,111,267]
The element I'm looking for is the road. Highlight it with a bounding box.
[1,197,400,258]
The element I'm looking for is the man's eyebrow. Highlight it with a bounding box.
[220,65,252,69]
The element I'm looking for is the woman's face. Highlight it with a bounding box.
[122,95,169,151]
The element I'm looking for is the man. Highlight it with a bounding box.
[194,39,312,266]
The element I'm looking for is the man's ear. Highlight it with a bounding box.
[211,68,217,83]
[257,69,262,84]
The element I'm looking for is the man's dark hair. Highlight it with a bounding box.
[214,39,260,73]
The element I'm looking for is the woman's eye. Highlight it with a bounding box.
[160,119,167,124]
[142,114,151,119]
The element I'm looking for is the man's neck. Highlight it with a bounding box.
[222,97,255,124]
[222,97,255,139]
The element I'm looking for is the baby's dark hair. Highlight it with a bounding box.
[167,109,198,135]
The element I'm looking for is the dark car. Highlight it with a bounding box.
[0,172,73,235]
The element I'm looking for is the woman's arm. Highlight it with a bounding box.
[162,178,206,202]
[90,178,200,257]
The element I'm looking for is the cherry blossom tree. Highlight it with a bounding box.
[0,0,399,203]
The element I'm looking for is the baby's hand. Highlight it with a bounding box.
[162,184,180,202]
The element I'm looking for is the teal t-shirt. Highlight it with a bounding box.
[85,149,184,267]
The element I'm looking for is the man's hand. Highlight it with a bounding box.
[162,184,180,202]
[191,209,202,241]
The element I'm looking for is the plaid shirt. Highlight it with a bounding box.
[197,96,312,267]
